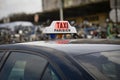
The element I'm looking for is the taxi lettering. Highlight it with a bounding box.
[55,22,70,32]
[55,22,68,29]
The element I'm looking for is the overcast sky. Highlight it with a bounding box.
[0,0,42,19]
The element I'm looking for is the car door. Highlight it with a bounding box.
[0,51,62,80]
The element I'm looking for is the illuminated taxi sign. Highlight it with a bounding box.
[55,22,70,32]
[43,21,77,34]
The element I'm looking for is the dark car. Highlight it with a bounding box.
[0,41,120,80]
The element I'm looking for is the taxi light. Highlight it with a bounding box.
[43,21,77,34]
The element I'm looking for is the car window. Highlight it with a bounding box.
[41,64,61,80]
[75,51,120,80]
[0,51,4,61]
[0,51,48,80]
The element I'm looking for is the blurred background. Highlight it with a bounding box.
[0,0,120,44]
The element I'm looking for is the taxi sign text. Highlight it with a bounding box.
[54,22,70,32]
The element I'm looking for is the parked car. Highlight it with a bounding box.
[0,40,120,80]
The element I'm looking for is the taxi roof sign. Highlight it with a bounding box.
[43,21,77,34]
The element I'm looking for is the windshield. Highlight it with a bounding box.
[74,51,120,80]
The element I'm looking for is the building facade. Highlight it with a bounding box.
[43,0,108,11]
[42,0,110,26]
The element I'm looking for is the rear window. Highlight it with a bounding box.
[74,51,120,80]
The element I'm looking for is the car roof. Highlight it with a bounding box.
[18,41,120,55]
[0,40,120,56]
[70,39,120,44]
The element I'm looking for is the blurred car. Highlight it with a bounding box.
[0,40,120,80]
[10,21,35,42]
[0,27,11,44]
[0,21,35,43]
